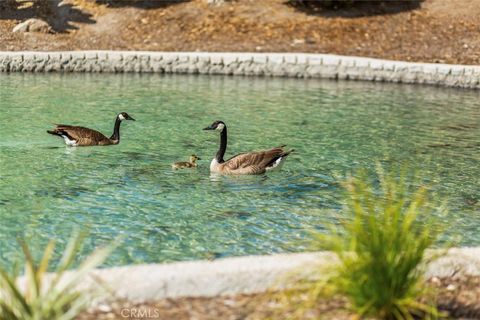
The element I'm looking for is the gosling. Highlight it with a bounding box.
[172,155,201,170]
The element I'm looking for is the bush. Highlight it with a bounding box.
[315,168,444,319]
[0,233,115,320]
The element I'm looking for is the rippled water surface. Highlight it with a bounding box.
[0,73,479,267]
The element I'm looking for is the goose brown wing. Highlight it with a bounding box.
[223,148,286,171]
[53,125,109,143]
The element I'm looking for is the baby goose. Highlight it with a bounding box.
[172,155,201,170]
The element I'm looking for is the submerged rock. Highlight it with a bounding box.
[12,18,52,33]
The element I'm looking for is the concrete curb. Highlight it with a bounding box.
[87,252,333,304]
[1,51,480,88]
[25,247,477,306]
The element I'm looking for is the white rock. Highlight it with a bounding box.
[207,0,229,5]
[430,276,441,284]
[446,284,456,291]
[12,18,52,33]
[97,304,112,313]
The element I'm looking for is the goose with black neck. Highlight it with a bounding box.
[47,112,136,146]
[203,120,293,175]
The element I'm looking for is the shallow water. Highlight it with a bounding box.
[0,73,479,267]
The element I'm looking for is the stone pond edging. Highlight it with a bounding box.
[18,248,479,306]
[1,51,480,89]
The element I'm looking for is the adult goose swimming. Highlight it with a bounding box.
[47,112,136,146]
[203,120,293,175]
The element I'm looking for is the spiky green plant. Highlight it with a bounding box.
[316,168,445,320]
[0,233,115,320]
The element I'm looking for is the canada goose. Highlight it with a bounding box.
[172,155,201,170]
[47,112,135,146]
[203,120,293,175]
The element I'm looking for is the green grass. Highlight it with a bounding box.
[0,233,115,320]
[315,168,445,320]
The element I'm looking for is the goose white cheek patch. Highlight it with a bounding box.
[118,114,126,121]
[216,123,225,131]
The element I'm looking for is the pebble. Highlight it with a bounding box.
[97,304,113,312]
[431,277,441,284]
[446,284,456,291]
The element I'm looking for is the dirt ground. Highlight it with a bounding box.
[0,0,480,65]
[79,291,352,320]
[76,276,480,320]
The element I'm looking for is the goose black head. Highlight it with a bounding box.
[118,112,136,121]
[203,120,225,132]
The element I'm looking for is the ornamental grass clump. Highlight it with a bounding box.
[318,169,444,320]
[0,233,114,320]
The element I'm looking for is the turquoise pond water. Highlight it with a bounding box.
[0,73,479,268]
